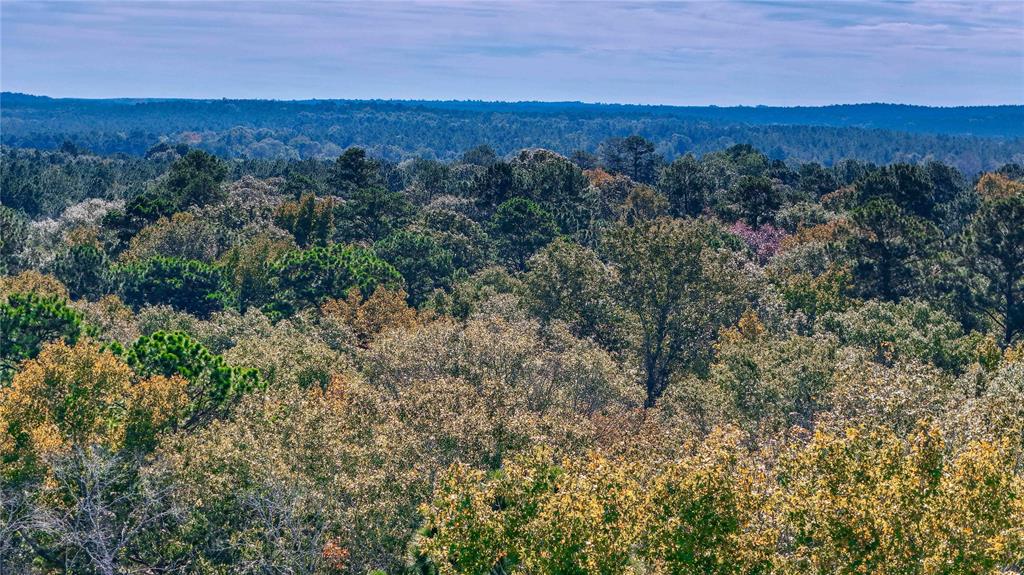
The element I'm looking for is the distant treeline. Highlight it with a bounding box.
[3,93,1023,173]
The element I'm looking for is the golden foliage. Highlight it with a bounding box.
[420,446,648,575]
[63,224,103,249]
[975,172,1024,201]
[617,185,670,223]
[719,309,767,346]
[422,428,775,575]
[320,286,421,346]
[823,355,956,435]
[423,423,1024,574]
[1003,340,1024,365]
[0,270,69,300]
[819,185,858,211]
[778,423,1024,574]
[0,340,186,481]
[155,383,365,572]
[220,310,355,390]
[777,219,849,253]
[584,168,616,187]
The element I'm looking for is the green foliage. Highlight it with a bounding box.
[776,264,855,327]
[268,243,403,314]
[960,185,1024,345]
[522,238,626,350]
[274,191,335,248]
[420,432,772,575]
[459,144,498,167]
[217,229,296,312]
[122,330,263,426]
[163,149,229,208]
[513,149,593,233]
[375,229,456,305]
[0,206,29,274]
[797,162,840,198]
[424,266,521,320]
[4,98,1023,173]
[0,341,188,483]
[112,256,228,317]
[99,193,166,250]
[95,149,226,248]
[819,299,980,374]
[856,162,941,221]
[331,146,382,195]
[489,197,559,270]
[778,424,1024,574]
[281,171,323,199]
[725,175,785,227]
[52,242,109,300]
[845,198,941,301]
[472,161,519,212]
[603,217,753,406]
[0,292,86,381]
[599,135,661,184]
[419,208,493,272]
[5,141,1024,573]
[708,327,839,432]
[658,154,711,218]
[334,185,414,243]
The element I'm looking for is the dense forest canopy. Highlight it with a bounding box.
[2,132,1023,573]
[3,93,1023,173]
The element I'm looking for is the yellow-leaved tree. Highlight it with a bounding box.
[0,339,187,482]
[777,423,1024,574]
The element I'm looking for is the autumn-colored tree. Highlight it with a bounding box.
[320,286,420,347]
[119,211,223,263]
[778,424,1024,574]
[0,340,186,482]
[644,428,775,574]
[420,447,647,575]
[0,271,70,300]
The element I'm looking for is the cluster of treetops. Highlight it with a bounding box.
[4,93,1023,173]
[1,136,1023,573]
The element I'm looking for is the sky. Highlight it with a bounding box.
[1,0,1022,106]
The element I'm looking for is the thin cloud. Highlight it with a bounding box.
[846,22,950,32]
[1,0,1021,105]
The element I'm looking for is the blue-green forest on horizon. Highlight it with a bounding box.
[3,92,1022,174]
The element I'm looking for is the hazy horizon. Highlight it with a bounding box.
[4,91,1023,109]
[2,1,1022,106]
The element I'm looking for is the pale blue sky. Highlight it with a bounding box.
[2,0,1022,105]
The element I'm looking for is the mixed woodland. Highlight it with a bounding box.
[4,94,1024,173]
[1,134,1024,574]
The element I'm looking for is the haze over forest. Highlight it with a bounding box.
[3,94,1023,174]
